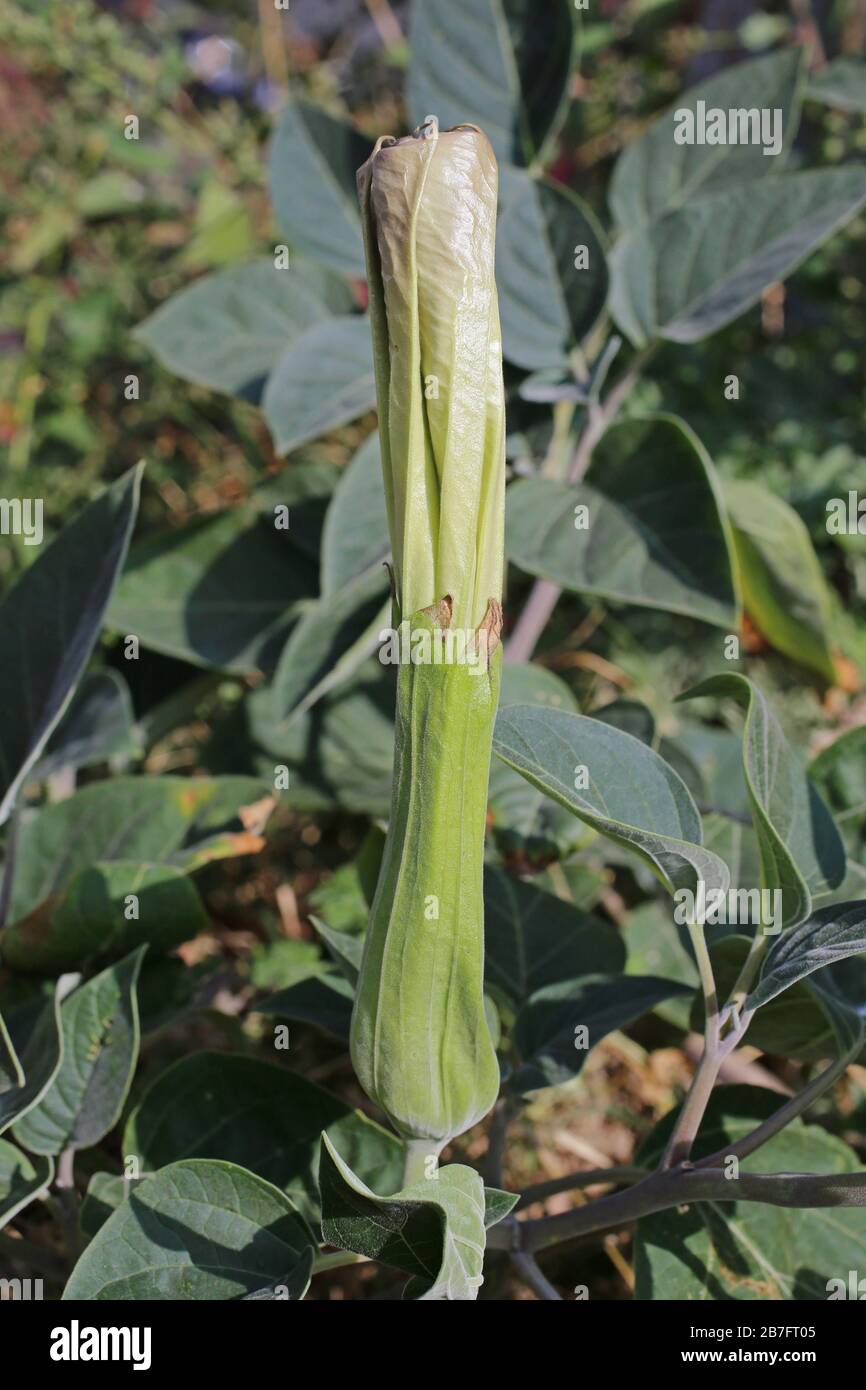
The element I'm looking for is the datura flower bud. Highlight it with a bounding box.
[350,118,505,1166]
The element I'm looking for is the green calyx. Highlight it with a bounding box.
[350,601,502,1150]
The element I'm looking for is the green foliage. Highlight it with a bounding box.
[3,0,866,1309]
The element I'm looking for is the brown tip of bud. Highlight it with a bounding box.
[420,594,453,630]
[472,599,502,666]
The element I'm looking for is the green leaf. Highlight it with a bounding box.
[500,662,579,713]
[0,1139,52,1230]
[0,466,141,827]
[483,866,624,1009]
[0,981,68,1136]
[108,505,319,673]
[263,316,376,456]
[496,169,608,370]
[610,49,804,227]
[311,916,363,986]
[501,0,578,159]
[407,0,576,166]
[506,415,737,626]
[63,1159,316,1300]
[623,900,698,1030]
[8,775,268,925]
[488,664,587,864]
[696,935,866,1063]
[35,671,138,778]
[722,478,836,681]
[269,566,389,723]
[492,704,731,896]
[510,973,694,1093]
[2,862,209,975]
[484,1186,519,1228]
[319,1136,487,1300]
[611,168,866,345]
[678,675,846,927]
[321,433,390,595]
[807,58,866,113]
[635,1087,866,1300]
[269,102,371,277]
[123,1052,402,1222]
[134,260,353,397]
[80,1171,131,1239]
[595,699,656,745]
[249,661,395,818]
[14,947,146,1155]
[254,973,355,1041]
[810,727,866,860]
[747,902,866,1011]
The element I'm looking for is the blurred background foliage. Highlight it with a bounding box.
[3,0,866,1299]
[3,0,866,909]
[2,0,865,717]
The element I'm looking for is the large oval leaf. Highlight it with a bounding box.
[14,947,145,1156]
[8,774,268,925]
[484,866,623,1009]
[722,478,836,682]
[269,102,371,277]
[610,48,804,228]
[63,1159,316,1300]
[506,415,737,627]
[133,260,353,397]
[0,982,68,1137]
[497,169,608,370]
[263,316,376,456]
[108,506,318,673]
[124,1051,402,1221]
[0,466,141,827]
[320,433,389,596]
[747,901,866,1012]
[678,675,846,928]
[407,0,576,166]
[611,168,866,345]
[492,703,730,896]
[511,973,694,1094]
[0,1139,52,1231]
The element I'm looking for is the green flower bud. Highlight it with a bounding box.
[350,119,505,1161]
[356,116,505,632]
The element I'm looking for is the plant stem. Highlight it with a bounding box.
[403,1139,436,1188]
[516,1165,648,1210]
[660,921,722,1169]
[55,1145,80,1264]
[492,1164,866,1254]
[257,0,289,96]
[695,1049,858,1170]
[511,1252,563,1300]
[504,345,656,665]
[362,0,404,49]
[482,1098,513,1187]
[727,930,768,1008]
